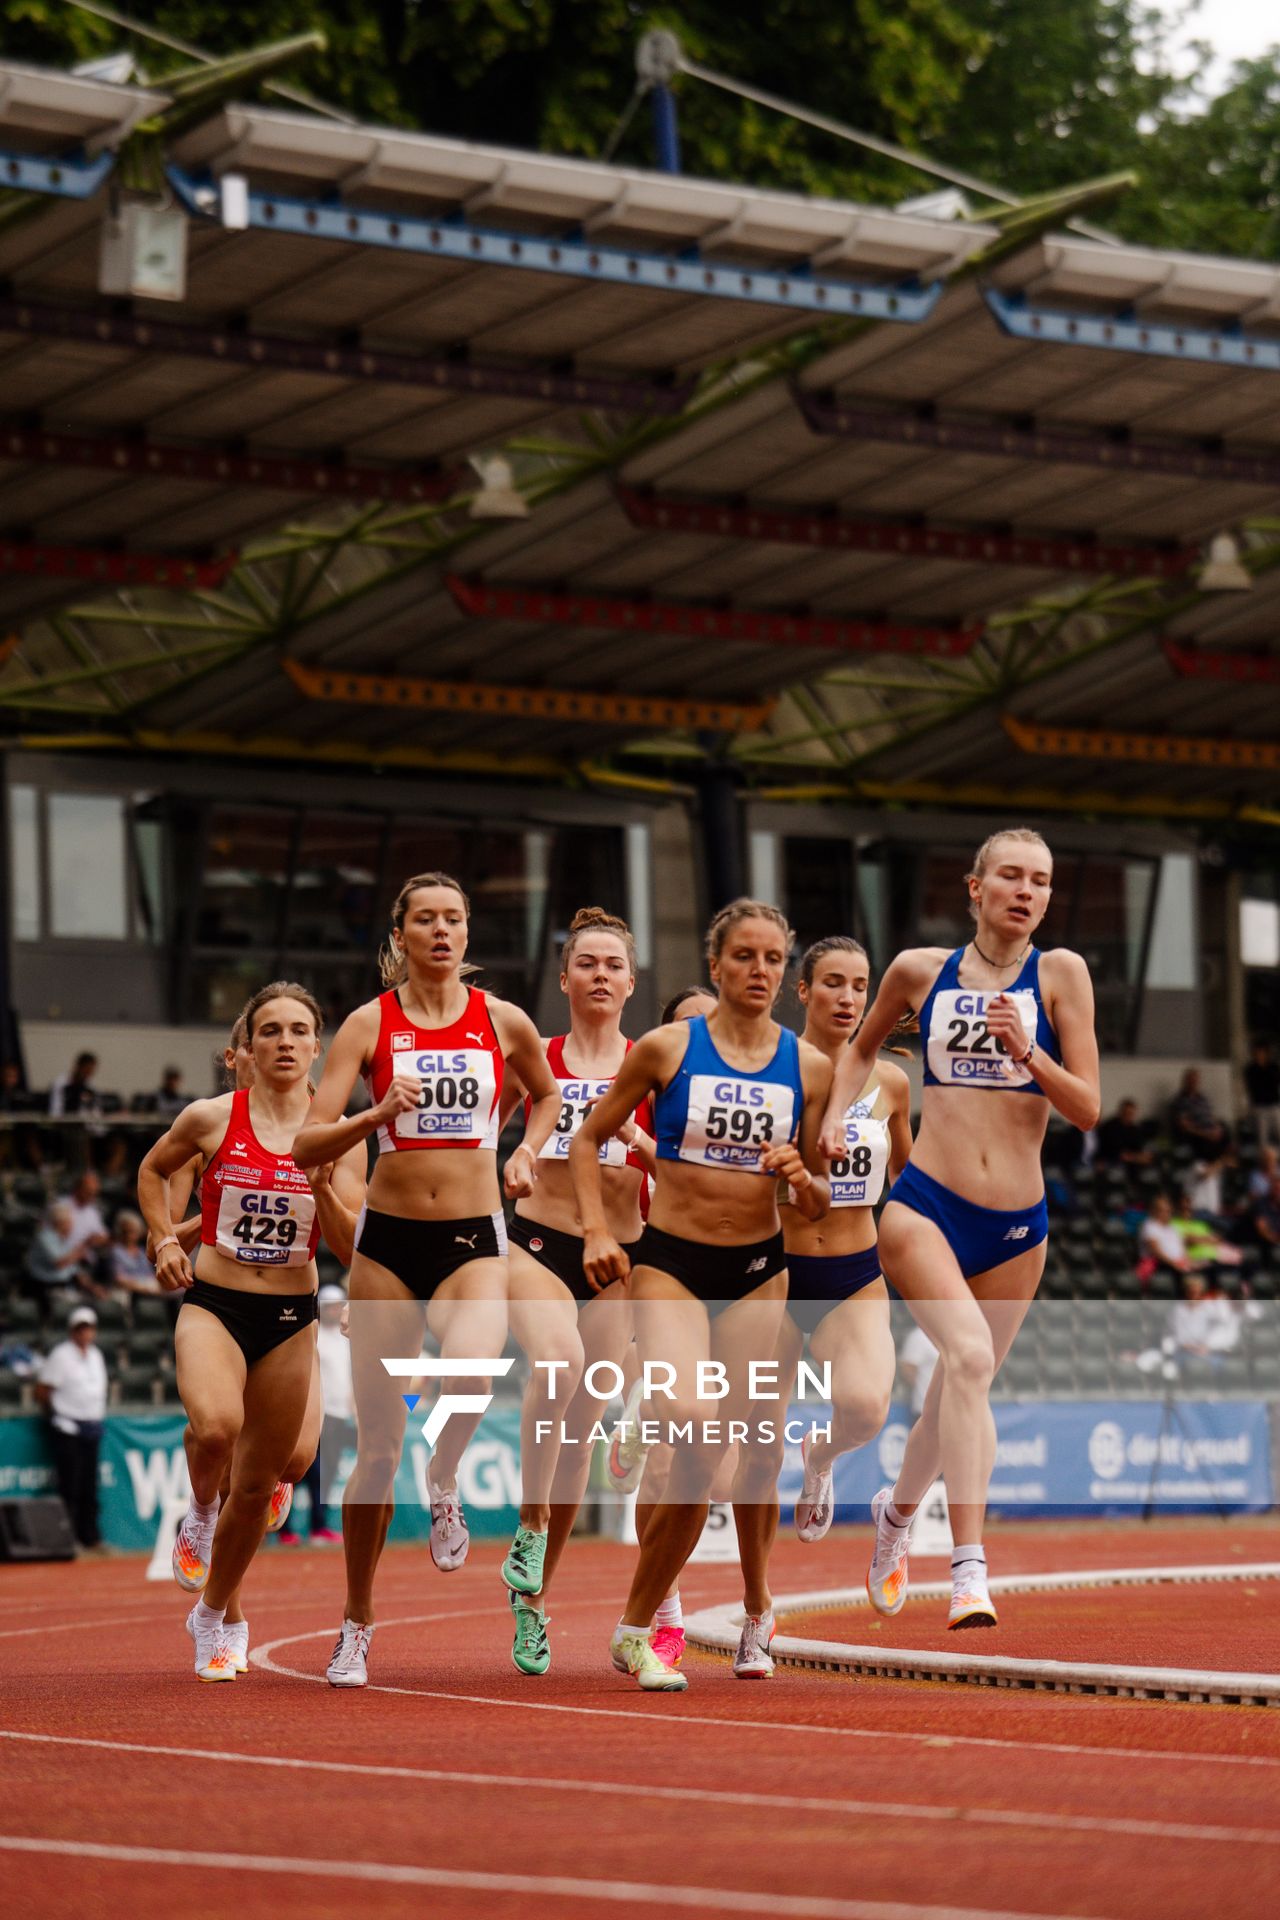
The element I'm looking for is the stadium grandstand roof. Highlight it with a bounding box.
[1,49,1279,823]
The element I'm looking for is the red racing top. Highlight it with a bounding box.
[529,1034,652,1173]
[363,985,503,1153]
[200,1087,319,1268]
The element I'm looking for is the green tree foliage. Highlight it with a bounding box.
[3,1,1277,258]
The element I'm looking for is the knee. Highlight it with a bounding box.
[945,1333,995,1394]
[531,1339,584,1402]
[736,1432,785,1484]
[836,1387,892,1443]
[231,1463,280,1505]
[282,1444,315,1482]
[190,1414,241,1459]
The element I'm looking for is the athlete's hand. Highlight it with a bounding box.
[818,1109,845,1161]
[583,1229,630,1293]
[503,1142,538,1199]
[614,1115,639,1147]
[154,1239,194,1292]
[985,994,1031,1068]
[304,1160,335,1194]
[761,1142,811,1187]
[375,1078,420,1127]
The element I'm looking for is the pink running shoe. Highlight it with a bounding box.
[650,1624,685,1670]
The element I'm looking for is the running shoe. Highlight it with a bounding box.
[326,1619,374,1687]
[312,1527,342,1544]
[948,1564,998,1631]
[650,1623,685,1670]
[225,1619,250,1675]
[427,1473,469,1571]
[609,1622,688,1692]
[509,1589,551,1676]
[794,1431,834,1543]
[502,1523,548,1595]
[606,1379,650,1494]
[265,1481,294,1533]
[866,1486,912,1617]
[733,1609,775,1680]
[172,1496,219,1593]
[185,1606,235,1683]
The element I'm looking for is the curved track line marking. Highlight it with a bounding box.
[251,1616,1280,1770]
[0,1833,1115,1920]
[1,1728,1275,1850]
[687,1563,1280,1707]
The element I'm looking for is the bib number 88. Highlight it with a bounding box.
[706,1105,775,1146]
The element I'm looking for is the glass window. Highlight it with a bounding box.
[1144,853,1197,989]
[287,812,384,953]
[197,806,294,949]
[784,836,855,960]
[130,793,167,945]
[48,791,128,939]
[8,784,40,941]
[916,847,975,949]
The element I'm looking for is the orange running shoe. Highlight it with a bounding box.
[266,1481,294,1534]
[866,1486,911,1617]
[172,1498,218,1593]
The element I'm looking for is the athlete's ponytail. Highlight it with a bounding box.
[379,871,477,988]
[562,904,636,973]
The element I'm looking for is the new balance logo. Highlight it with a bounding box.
[746,1256,768,1273]
[382,1356,515,1447]
[454,1232,478,1249]
[1003,1225,1030,1241]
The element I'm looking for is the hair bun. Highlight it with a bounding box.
[569,905,623,933]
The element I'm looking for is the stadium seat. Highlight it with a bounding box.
[131,1296,171,1331]
[113,1364,159,1406]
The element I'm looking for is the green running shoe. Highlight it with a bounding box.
[502,1523,548,1595]
[510,1589,551,1676]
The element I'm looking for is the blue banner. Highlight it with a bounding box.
[777,1397,1274,1517]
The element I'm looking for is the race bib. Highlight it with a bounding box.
[925,989,1036,1089]
[541,1077,629,1168]
[681,1073,795,1174]
[215,1184,316,1266]
[391,1047,497,1142]
[829,1102,890,1208]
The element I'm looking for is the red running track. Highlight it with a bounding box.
[1,1519,1278,1920]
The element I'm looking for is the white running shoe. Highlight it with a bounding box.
[185,1606,235,1683]
[866,1486,912,1617]
[265,1481,294,1534]
[172,1497,219,1593]
[426,1473,469,1571]
[326,1619,374,1687]
[794,1431,834,1543]
[606,1379,650,1495]
[609,1621,688,1692]
[948,1562,998,1631]
[733,1609,776,1679]
[225,1619,249,1674]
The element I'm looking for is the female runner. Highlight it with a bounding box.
[291,871,560,1688]
[497,906,655,1674]
[784,938,911,1542]
[138,983,365,1680]
[572,899,832,1692]
[820,828,1099,1627]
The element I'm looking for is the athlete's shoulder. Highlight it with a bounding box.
[797,1036,834,1093]
[1038,945,1091,984]
[175,1092,234,1141]
[874,1055,912,1100]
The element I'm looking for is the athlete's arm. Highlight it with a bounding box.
[144,1150,202,1261]
[991,949,1100,1131]
[572,1029,678,1291]
[765,1043,832,1222]
[496,1066,529,1137]
[491,1002,560,1199]
[292,1004,411,1168]
[307,1140,367,1267]
[617,1112,658,1175]
[137,1099,227,1290]
[820,951,932,1157]
[881,1058,914,1182]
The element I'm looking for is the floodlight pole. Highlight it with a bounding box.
[638,30,682,173]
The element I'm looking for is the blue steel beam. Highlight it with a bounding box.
[0,148,116,198]
[166,166,941,324]
[985,287,1280,374]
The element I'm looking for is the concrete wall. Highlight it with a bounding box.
[20,1020,242,1102]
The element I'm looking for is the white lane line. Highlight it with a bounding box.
[252,1617,1280,1771]
[0,1834,1116,1920]
[1,1727,1274,1850]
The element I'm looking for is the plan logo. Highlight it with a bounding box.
[382,1356,515,1447]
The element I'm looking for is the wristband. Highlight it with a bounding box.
[1016,1041,1036,1068]
[155,1235,180,1255]
[793,1169,813,1191]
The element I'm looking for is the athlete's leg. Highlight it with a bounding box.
[540,1284,631,1606]
[175,1305,247,1505]
[805,1281,894,1473]
[202,1326,314,1612]
[506,1246,584,1531]
[424,1259,509,1489]
[620,1279,715,1626]
[716,1283,791,1621]
[342,1256,423,1625]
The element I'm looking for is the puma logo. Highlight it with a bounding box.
[454,1232,478,1249]
[465,1032,486,1046]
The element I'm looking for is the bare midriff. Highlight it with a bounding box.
[518,1158,645,1244]
[367,1147,501,1222]
[910,1086,1049,1210]
[647,1159,781,1245]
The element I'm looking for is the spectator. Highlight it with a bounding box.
[1096,1098,1152,1169]
[48,1051,100,1117]
[897,1324,939,1418]
[0,1059,32,1110]
[1167,1271,1240,1378]
[0,1059,42,1172]
[1253,1174,1280,1260]
[1168,1068,1228,1156]
[25,1200,94,1314]
[35,1305,109,1552]
[60,1171,112,1291]
[109,1210,159,1298]
[1247,1145,1277,1205]
[1139,1194,1188,1279]
[151,1067,186,1118]
[1244,1040,1280,1148]
[282,1285,352,1545]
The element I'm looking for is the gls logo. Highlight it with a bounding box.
[382,1356,515,1447]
